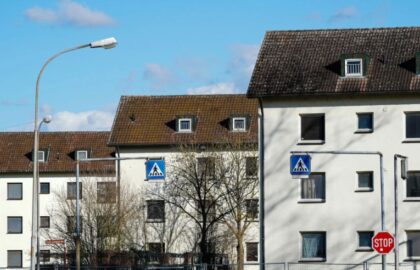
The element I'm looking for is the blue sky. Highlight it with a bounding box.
[0,0,419,131]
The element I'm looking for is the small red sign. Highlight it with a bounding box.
[45,239,65,245]
[372,232,395,254]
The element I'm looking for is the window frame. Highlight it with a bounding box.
[146,200,165,222]
[245,157,258,178]
[345,58,363,77]
[406,230,420,260]
[7,183,22,200]
[7,250,22,268]
[96,182,117,203]
[300,231,327,262]
[404,171,420,201]
[299,173,326,203]
[40,249,51,263]
[40,182,50,194]
[7,216,23,234]
[232,117,247,132]
[40,216,50,229]
[299,114,325,144]
[404,112,420,142]
[67,182,82,200]
[245,199,259,221]
[76,150,88,161]
[178,118,192,133]
[356,231,374,251]
[38,150,46,162]
[355,171,374,192]
[245,242,259,262]
[356,112,374,133]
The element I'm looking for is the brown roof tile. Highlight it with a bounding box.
[108,95,258,146]
[0,132,115,174]
[247,27,420,98]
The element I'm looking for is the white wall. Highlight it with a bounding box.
[262,96,420,264]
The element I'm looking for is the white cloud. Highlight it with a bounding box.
[25,0,115,27]
[46,110,114,131]
[187,82,242,95]
[143,64,177,89]
[328,6,358,23]
[227,44,260,90]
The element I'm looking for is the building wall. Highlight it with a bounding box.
[263,96,420,264]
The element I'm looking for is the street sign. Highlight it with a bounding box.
[290,154,311,178]
[45,239,65,245]
[146,159,165,180]
[372,231,395,254]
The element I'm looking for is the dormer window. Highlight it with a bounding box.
[38,151,46,162]
[178,118,192,132]
[345,59,362,76]
[233,117,246,132]
[76,150,88,161]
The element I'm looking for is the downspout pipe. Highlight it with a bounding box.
[258,98,265,270]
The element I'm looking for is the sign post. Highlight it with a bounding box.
[372,232,395,254]
[290,154,311,178]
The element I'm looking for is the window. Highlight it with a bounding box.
[246,242,258,262]
[407,172,420,198]
[246,157,258,178]
[357,172,374,191]
[147,242,165,263]
[7,250,22,268]
[357,113,373,132]
[40,250,50,263]
[232,117,246,131]
[245,199,259,220]
[406,112,420,139]
[345,59,362,76]
[38,150,46,162]
[301,173,325,201]
[407,231,420,258]
[178,118,192,132]
[8,217,22,234]
[76,150,88,160]
[147,200,165,221]
[97,216,117,238]
[7,183,22,200]
[300,114,325,142]
[197,157,215,178]
[67,182,82,200]
[97,182,117,203]
[40,216,50,228]
[357,231,374,250]
[301,232,326,260]
[67,216,82,233]
[40,182,50,194]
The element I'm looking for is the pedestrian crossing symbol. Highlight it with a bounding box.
[146,160,165,180]
[290,154,311,178]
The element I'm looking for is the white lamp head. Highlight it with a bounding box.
[42,115,52,124]
[90,37,117,49]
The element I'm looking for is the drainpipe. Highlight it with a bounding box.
[258,98,265,270]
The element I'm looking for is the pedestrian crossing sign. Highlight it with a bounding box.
[290,154,311,178]
[146,159,165,180]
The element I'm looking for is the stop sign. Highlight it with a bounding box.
[372,231,395,254]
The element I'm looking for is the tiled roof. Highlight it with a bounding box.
[108,95,258,146]
[0,132,115,174]
[247,27,420,98]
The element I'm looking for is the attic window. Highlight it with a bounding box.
[38,151,46,162]
[178,118,192,132]
[345,59,363,76]
[76,150,88,161]
[232,117,246,132]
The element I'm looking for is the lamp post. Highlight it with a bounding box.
[30,37,117,270]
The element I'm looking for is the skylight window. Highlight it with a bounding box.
[178,118,192,132]
[345,59,363,76]
[38,151,46,162]
[233,117,246,131]
[76,150,88,160]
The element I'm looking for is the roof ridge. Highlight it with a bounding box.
[266,26,420,33]
[121,94,247,98]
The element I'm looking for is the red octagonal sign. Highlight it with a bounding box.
[372,231,395,254]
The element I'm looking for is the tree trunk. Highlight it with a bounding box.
[200,232,211,264]
[237,236,244,270]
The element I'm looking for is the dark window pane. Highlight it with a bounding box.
[40,250,50,263]
[358,231,374,247]
[233,118,246,130]
[301,115,325,141]
[246,243,258,261]
[40,183,50,194]
[40,216,50,228]
[67,182,82,200]
[8,217,22,233]
[8,250,22,267]
[97,182,117,203]
[301,173,325,199]
[179,119,191,131]
[197,158,215,178]
[407,231,420,257]
[406,113,420,138]
[147,200,165,220]
[302,232,326,258]
[407,172,420,197]
[246,157,258,177]
[358,172,373,189]
[246,199,259,220]
[358,113,373,130]
[148,242,165,253]
[8,183,22,200]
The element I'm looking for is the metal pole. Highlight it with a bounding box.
[258,98,265,270]
[394,154,407,270]
[76,160,81,270]
[380,155,386,270]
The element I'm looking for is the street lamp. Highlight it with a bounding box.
[31,37,117,270]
